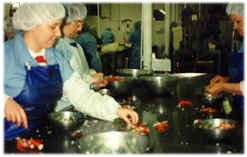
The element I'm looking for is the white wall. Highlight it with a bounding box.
[4,3,11,18]
[87,3,142,42]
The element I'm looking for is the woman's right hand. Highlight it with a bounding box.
[117,106,139,127]
[92,73,108,88]
[4,97,28,128]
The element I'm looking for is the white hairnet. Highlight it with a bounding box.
[226,3,244,17]
[64,4,87,23]
[13,3,65,31]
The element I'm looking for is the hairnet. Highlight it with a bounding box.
[13,3,65,31]
[64,4,87,23]
[226,3,244,17]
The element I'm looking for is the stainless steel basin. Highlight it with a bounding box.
[98,88,112,96]
[107,76,136,96]
[48,111,84,130]
[77,131,149,153]
[139,75,178,96]
[171,73,208,78]
[194,118,238,140]
[171,73,213,99]
[116,69,152,78]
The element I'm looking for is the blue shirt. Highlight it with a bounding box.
[101,30,115,45]
[76,32,98,56]
[128,29,141,47]
[4,32,73,97]
[76,32,102,72]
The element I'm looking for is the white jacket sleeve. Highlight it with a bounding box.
[89,69,97,76]
[82,73,93,84]
[63,72,120,121]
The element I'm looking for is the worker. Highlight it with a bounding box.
[55,4,105,87]
[205,3,244,112]
[54,4,106,111]
[128,21,141,69]
[4,3,138,141]
[76,22,103,72]
[101,27,115,45]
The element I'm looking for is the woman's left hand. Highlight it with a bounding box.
[117,107,139,126]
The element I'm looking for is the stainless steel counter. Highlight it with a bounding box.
[5,74,243,154]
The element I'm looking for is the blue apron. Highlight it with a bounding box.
[5,64,63,141]
[228,48,244,112]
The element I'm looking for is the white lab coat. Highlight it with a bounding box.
[63,72,120,121]
[55,37,96,83]
[55,38,120,121]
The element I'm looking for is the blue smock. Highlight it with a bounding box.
[228,45,244,112]
[76,32,103,72]
[101,29,115,45]
[4,32,73,141]
[128,29,141,69]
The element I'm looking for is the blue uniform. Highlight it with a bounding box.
[228,45,244,112]
[76,32,103,72]
[4,32,73,140]
[101,29,115,45]
[128,29,141,69]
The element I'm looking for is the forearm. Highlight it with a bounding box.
[63,72,120,121]
[82,73,94,84]
[223,82,243,96]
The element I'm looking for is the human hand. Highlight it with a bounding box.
[92,73,108,88]
[92,73,104,82]
[210,75,228,86]
[117,106,139,126]
[205,82,226,96]
[4,98,28,128]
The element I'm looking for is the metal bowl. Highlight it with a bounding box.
[116,69,152,78]
[48,111,84,130]
[77,131,149,154]
[98,88,112,96]
[107,76,136,96]
[171,73,212,99]
[171,73,208,78]
[194,118,237,140]
[199,92,224,105]
[139,75,178,96]
[202,92,214,102]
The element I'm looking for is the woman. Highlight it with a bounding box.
[55,4,105,88]
[206,3,244,110]
[4,3,138,141]
[54,4,106,111]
